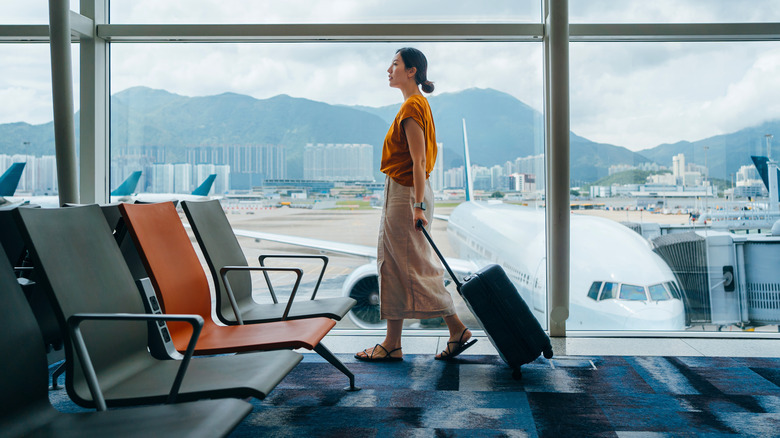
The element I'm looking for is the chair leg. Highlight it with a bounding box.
[313,342,360,391]
[51,361,66,390]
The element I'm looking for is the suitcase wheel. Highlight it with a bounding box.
[511,367,522,380]
[543,347,553,359]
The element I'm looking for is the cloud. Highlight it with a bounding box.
[4,1,780,153]
[108,0,538,24]
[109,42,544,110]
[569,42,780,151]
[570,0,780,23]
[0,44,80,125]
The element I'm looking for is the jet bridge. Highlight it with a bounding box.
[652,229,780,328]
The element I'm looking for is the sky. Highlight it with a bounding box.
[3,0,780,153]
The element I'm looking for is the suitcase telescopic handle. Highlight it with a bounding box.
[416,219,463,290]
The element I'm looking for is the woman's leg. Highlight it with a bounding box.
[383,319,404,350]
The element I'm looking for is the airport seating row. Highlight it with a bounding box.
[0,200,357,437]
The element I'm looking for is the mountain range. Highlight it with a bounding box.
[1,86,778,183]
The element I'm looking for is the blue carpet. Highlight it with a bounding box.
[50,354,780,437]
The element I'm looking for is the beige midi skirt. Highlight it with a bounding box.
[377,176,455,320]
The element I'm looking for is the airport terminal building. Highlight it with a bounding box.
[4,1,780,435]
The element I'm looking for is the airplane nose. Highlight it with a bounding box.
[624,308,683,330]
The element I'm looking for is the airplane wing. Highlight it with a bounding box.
[226,226,479,278]
[230,227,376,259]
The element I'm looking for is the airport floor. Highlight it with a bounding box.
[321,331,780,358]
[49,333,780,437]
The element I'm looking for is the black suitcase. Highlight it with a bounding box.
[418,221,553,379]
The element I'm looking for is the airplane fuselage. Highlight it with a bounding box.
[447,201,685,331]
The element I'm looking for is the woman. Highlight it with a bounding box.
[355,48,476,362]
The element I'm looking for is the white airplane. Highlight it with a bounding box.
[447,201,685,330]
[0,165,143,208]
[108,171,143,203]
[0,168,214,207]
[228,120,686,331]
[119,174,218,204]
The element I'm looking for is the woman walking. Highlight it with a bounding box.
[355,47,476,362]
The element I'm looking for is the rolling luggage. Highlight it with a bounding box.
[418,221,553,379]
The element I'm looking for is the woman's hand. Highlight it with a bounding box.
[414,208,427,229]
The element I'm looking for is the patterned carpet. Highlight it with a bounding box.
[51,353,780,437]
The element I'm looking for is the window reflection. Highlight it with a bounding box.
[600,282,617,300]
[587,281,602,300]
[620,284,647,301]
[648,283,671,301]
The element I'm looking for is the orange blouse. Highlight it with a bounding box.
[380,94,437,187]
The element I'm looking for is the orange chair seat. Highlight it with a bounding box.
[170,317,336,355]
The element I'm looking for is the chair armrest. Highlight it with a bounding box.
[219,266,303,323]
[258,254,329,300]
[67,313,204,411]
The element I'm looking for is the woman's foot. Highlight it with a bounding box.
[355,343,403,362]
[435,328,477,360]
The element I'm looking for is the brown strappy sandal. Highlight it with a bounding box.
[355,344,403,362]
[435,329,477,361]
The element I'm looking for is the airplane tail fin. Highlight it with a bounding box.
[462,119,474,202]
[0,162,26,197]
[750,155,780,201]
[110,171,142,197]
[191,174,216,196]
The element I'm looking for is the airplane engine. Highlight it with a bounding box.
[341,263,386,329]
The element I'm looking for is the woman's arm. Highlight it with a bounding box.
[403,117,428,229]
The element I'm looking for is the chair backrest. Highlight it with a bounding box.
[99,203,124,233]
[0,241,55,429]
[0,204,34,267]
[14,205,152,406]
[182,199,251,324]
[0,205,62,350]
[98,204,151,282]
[119,202,214,333]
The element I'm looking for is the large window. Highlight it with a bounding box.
[109,41,545,330]
[573,41,780,332]
[0,43,78,205]
[2,3,80,24]
[7,0,780,336]
[570,0,780,24]
[109,0,541,24]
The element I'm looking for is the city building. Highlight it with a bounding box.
[0,154,58,194]
[508,173,536,193]
[303,143,373,182]
[734,163,767,198]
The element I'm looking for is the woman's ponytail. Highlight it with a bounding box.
[396,47,435,94]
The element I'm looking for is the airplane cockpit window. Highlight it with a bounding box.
[665,281,683,300]
[648,283,671,301]
[587,281,602,300]
[619,284,648,301]
[600,282,617,300]
[595,281,681,303]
